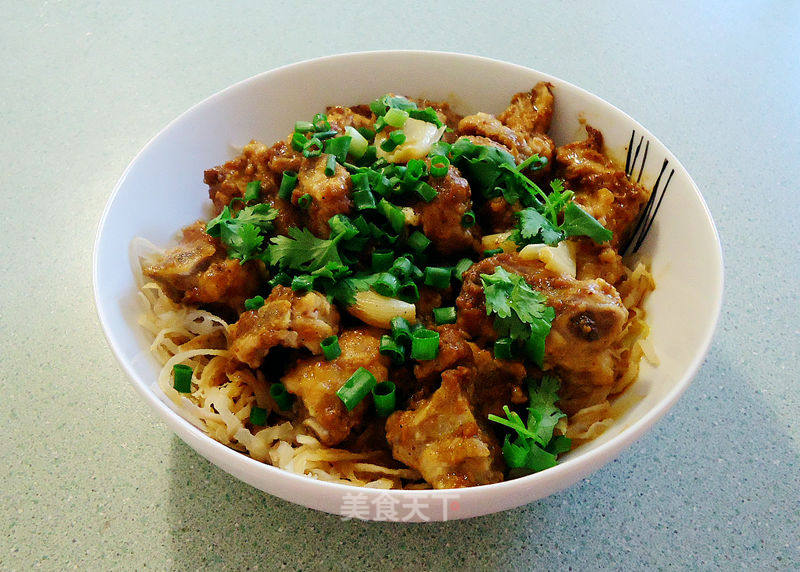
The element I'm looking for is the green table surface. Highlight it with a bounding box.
[2,1,798,569]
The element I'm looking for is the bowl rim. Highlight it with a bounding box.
[93,49,724,505]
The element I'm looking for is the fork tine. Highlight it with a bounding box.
[633,167,673,253]
[625,130,636,176]
[637,140,649,183]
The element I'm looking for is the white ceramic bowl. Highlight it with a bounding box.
[93,51,723,521]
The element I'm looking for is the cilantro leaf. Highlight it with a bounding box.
[205,201,277,263]
[328,272,380,306]
[513,207,564,246]
[480,267,555,366]
[450,138,517,196]
[488,375,570,473]
[561,202,613,243]
[235,203,278,230]
[267,227,344,273]
[224,223,263,261]
[526,376,565,445]
[243,180,261,202]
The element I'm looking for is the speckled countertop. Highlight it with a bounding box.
[2,1,798,569]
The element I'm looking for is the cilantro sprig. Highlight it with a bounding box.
[205,203,277,262]
[448,137,612,246]
[510,179,613,246]
[488,376,571,473]
[480,266,555,367]
[266,227,346,273]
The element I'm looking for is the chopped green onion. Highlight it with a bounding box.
[372,380,397,417]
[484,248,503,257]
[429,155,450,177]
[414,181,438,202]
[390,130,406,145]
[378,199,405,234]
[433,306,457,325]
[389,256,413,278]
[384,107,409,127]
[429,140,451,157]
[461,210,476,227]
[374,116,388,133]
[424,266,451,289]
[249,405,268,426]
[380,130,406,152]
[351,172,370,191]
[173,364,193,393]
[494,337,514,360]
[372,249,394,272]
[353,188,377,211]
[407,231,431,252]
[244,295,265,311]
[291,132,308,152]
[278,171,298,200]
[523,333,546,368]
[291,274,313,292]
[324,136,352,163]
[294,120,315,133]
[314,129,338,140]
[244,180,261,202]
[302,137,323,158]
[324,154,337,177]
[360,145,378,165]
[409,263,424,281]
[336,367,377,411]
[405,159,427,183]
[312,113,330,132]
[328,214,359,240]
[379,335,405,365]
[321,335,341,361]
[298,193,313,209]
[453,258,473,280]
[357,126,376,140]
[411,328,440,360]
[270,383,293,411]
[374,272,400,297]
[370,99,387,116]
[398,280,420,303]
[390,317,412,345]
[345,126,368,159]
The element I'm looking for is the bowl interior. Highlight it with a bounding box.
[94,51,723,521]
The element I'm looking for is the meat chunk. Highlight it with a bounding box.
[456,253,628,383]
[294,155,352,237]
[228,286,339,368]
[497,82,556,169]
[555,126,649,251]
[413,325,474,384]
[386,368,504,488]
[325,105,374,134]
[499,82,554,135]
[468,343,528,418]
[456,82,556,168]
[142,222,260,310]
[203,140,300,234]
[480,195,519,233]
[282,328,390,446]
[418,166,480,254]
[458,112,534,161]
